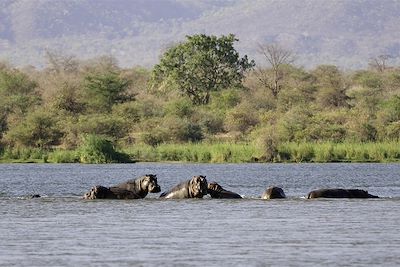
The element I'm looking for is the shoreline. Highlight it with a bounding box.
[1,141,400,164]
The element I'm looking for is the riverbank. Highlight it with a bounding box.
[1,141,400,163]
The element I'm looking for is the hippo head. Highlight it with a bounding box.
[141,174,161,193]
[190,175,208,198]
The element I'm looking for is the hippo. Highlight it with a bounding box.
[207,182,242,199]
[83,174,161,200]
[307,188,379,199]
[160,175,208,199]
[261,186,286,199]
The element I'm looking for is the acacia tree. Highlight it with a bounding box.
[312,65,350,108]
[256,43,295,98]
[83,71,134,113]
[0,68,40,140]
[368,54,391,72]
[151,34,254,105]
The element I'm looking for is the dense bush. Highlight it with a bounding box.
[78,134,132,163]
[1,35,400,163]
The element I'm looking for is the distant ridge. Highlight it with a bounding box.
[1,0,399,69]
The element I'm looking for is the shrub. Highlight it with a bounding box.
[0,146,48,162]
[161,116,204,143]
[78,134,132,163]
[48,150,79,163]
[76,113,130,140]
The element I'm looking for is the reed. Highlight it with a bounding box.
[278,141,400,163]
[0,147,48,163]
[124,142,259,163]
[1,141,399,163]
[47,150,80,163]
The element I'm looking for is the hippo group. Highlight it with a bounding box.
[83,174,380,200]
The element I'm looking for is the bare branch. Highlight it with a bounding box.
[368,54,391,72]
[256,43,295,98]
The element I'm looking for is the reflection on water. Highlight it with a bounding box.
[0,163,399,266]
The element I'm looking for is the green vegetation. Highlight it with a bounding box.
[126,142,400,163]
[1,34,400,163]
[151,34,254,105]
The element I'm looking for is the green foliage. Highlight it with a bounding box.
[224,102,259,134]
[165,97,194,118]
[51,81,85,114]
[83,70,134,112]
[376,95,400,140]
[1,146,48,162]
[2,46,400,163]
[77,114,129,139]
[0,68,40,138]
[195,108,225,135]
[277,142,400,163]
[4,109,62,148]
[78,134,131,163]
[160,116,204,143]
[312,65,349,108]
[124,141,400,163]
[125,142,259,163]
[0,68,40,114]
[352,70,384,89]
[151,34,254,105]
[48,150,79,163]
[276,106,314,142]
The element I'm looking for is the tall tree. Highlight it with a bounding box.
[151,34,254,105]
[368,54,391,72]
[0,68,40,139]
[257,43,295,98]
[83,71,133,113]
[312,65,350,108]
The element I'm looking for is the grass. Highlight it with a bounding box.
[1,141,400,163]
[277,141,400,163]
[124,142,260,163]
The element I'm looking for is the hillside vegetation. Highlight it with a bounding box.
[1,34,400,163]
[1,0,400,68]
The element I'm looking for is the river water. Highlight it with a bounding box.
[0,163,399,266]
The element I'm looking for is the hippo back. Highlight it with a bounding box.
[83,185,117,199]
[207,182,242,199]
[113,174,161,198]
[307,188,379,199]
[262,186,286,199]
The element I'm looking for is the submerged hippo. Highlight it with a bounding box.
[207,182,242,199]
[307,188,379,199]
[160,175,208,199]
[261,186,286,199]
[83,174,161,200]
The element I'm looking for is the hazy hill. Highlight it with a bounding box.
[1,0,399,69]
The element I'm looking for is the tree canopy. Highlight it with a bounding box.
[151,34,255,105]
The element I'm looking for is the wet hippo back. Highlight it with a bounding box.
[113,174,161,198]
[261,186,286,199]
[83,174,161,199]
[207,182,242,199]
[160,175,208,199]
[307,188,379,199]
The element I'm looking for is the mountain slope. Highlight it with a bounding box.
[0,0,399,69]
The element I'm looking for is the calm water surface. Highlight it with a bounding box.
[0,163,399,266]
